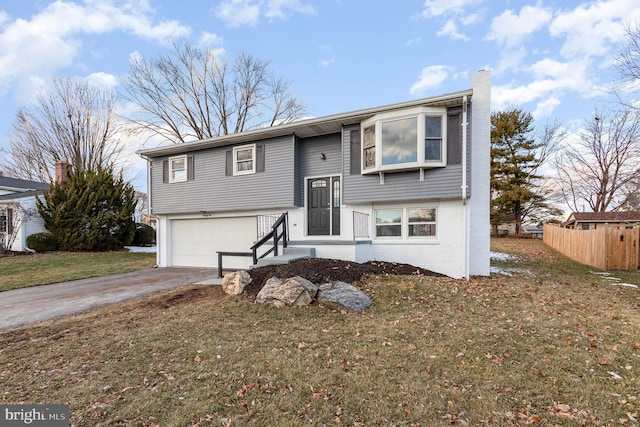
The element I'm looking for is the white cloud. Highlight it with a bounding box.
[319,58,335,68]
[532,96,561,119]
[265,0,314,19]
[409,65,453,96]
[437,20,469,41]
[0,0,190,100]
[550,0,640,59]
[419,0,484,18]
[86,72,119,90]
[487,5,552,47]
[214,0,261,27]
[198,32,226,57]
[214,0,314,27]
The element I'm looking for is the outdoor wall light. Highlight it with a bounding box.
[320,153,326,160]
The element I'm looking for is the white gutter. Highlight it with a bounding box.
[461,95,470,280]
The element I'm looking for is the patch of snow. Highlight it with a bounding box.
[125,245,157,253]
[611,283,639,289]
[490,251,520,262]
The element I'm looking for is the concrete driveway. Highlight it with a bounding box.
[0,267,217,330]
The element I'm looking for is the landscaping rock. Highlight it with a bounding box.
[317,281,372,313]
[221,271,251,295]
[255,276,317,307]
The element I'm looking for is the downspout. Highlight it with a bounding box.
[461,95,469,279]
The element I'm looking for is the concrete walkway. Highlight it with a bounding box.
[0,267,217,330]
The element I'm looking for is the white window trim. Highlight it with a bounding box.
[362,107,447,174]
[233,144,256,176]
[169,155,187,183]
[373,206,438,240]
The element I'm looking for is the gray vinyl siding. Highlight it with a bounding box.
[342,104,472,204]
[299,133,342,177]
[150,135,296,214]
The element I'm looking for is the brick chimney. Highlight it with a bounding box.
[55,161,71,186]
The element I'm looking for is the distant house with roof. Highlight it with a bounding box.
[561,211,640,230]
[0,176,49,252]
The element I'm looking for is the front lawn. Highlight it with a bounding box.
[0,251,156,292]
[0,239,638,425]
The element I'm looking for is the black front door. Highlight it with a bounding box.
[308,178,330,235]
[308,177,340,236]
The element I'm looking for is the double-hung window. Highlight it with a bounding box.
[374,207,437,239]
[233,144,256,175]
[362,107,447,173]
[169,155,187,183]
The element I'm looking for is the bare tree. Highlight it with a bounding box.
[555,108,640,212]
[121,40,307,144]
[5,76,125,182]
[616,24,640,85]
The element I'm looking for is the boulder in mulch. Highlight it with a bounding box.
[255,276,318,307]
[221,271,251,295]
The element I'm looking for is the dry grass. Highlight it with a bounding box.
[1,239,639,426]
[0,251,156,292]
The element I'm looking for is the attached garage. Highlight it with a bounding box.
[170,217,257,268]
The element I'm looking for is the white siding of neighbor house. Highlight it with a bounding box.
[3,196,47,252]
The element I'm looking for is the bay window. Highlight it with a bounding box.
[362,107,447,172]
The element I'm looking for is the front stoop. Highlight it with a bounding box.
[253,247,316,268]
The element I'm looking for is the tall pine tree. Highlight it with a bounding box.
[491,109,560,235]
[37,167,136,251]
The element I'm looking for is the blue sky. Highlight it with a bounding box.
[1,0,639,190]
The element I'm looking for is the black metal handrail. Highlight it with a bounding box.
[250,212,288,265]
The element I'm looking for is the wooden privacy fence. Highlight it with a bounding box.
[543,224,639,271]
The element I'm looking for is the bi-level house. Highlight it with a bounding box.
[138,70,491,279]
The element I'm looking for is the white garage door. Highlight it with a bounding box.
[171,217,256,268]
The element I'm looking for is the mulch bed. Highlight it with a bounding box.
[244,257,443,296]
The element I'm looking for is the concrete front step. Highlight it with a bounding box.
[253,247,315,267]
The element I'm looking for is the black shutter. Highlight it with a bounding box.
[187,155,195,181]
[447,108,462,165]
[350,129,361,175]
[7,208,13,235]
[256,144,265,173]
[225,150,233,176]
[162,160,169,183]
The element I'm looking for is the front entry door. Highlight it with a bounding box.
[308,177,340,236]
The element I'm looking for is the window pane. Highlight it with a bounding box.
[171,158,185,170]
[237,160,253,172]
[409,224,436,237]
[172,169,186,181]
[408,208,436,222]
[381,117,417,165]
[376,209,402,225]
[425,139,442,161]
[363,125,376,148]
[425,116,442,137]
[364,147,376,169]
[236,148,253,161]
[363,125,376,169]
[376,224,402,237]
[333,180,340,208]
[311,179,327,188]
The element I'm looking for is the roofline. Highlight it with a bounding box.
[137,89,474,158]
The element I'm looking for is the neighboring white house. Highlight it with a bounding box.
[0,177,49,252]
[138,70,491,279]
